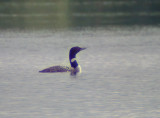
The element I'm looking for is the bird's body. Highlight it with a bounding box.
[39,46,86,75]
[39,66,70,73]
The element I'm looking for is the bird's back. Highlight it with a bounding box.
[39,66,70,73]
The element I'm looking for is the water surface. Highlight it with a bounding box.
[0,26,160,118]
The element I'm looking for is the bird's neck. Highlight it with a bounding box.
[69,54,78,68]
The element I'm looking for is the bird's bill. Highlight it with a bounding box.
[80,47,87,51]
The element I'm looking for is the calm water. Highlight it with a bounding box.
[0,26,160,118]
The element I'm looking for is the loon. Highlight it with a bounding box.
[39,46,86,75]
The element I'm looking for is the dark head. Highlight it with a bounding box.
[69,46,86,68]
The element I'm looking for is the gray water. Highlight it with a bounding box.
[0,26,160,118]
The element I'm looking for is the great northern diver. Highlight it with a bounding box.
[39,46,86,75]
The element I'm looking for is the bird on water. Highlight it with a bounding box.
[39,46,86,75]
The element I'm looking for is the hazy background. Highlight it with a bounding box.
[0,0,160,29]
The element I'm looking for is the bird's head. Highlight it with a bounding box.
[69,46,86,59]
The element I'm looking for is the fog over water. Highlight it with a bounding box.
[0,0,160,118]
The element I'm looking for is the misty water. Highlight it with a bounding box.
[0,26,160,118]
[1,0,160,118]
